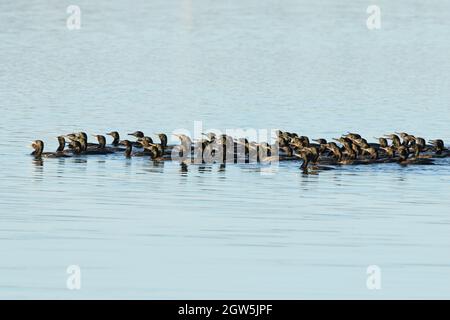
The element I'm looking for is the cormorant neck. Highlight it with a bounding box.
[79,140,87,151]
[125,145,132,157]
[57,141,65,152]
[33,147,42,158]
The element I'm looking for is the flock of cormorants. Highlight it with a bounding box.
[30,130,448,172]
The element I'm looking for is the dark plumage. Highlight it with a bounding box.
[31,140,71,158]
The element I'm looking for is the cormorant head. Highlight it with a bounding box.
[106,131,120,144]
[92,135,106,148]
[106,131,119,138]
[325,142,339,151]
[128,131,144,138]
[138,137,151,148]
[298,136,310,147]
[415,137,426,148]
[374,137,388,148]
[396,132,414,140]
[313,138,327,145]
[429,139,444,148]
[119,140,132,147]
[156,133,168,147]
[138,136,153,144]
[428,139,444,154]
[77,132,88,141]
[56,136,66,152]
[333,137,347,145]
[31,140,44,157]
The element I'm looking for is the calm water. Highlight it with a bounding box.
[1,0,450,299]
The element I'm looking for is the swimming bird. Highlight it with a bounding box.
[137,136,154,146]
[294,149,314,173]
[155,133,168,148]
[70,135,114,155]
[396,145,434,165]
[396,132,416,147]
[92,135,107,149]
[128,131,145,139]
[333,137,357,160]
[144,144,165,161]
[374,137,388,148]
[428,139,446,155]
[66,134,87,151]
[325,142,342,161]
[106,131,120,146]
[125,131,146,147]
[312,138,329,155]
[295,148,333,173]
[31,140,71,158]
[384,134,402,148]
[77,132,98,147]
[56,136,66,152]
[68,140,83,154]
[119,140,150,157]
[325,142,371,165]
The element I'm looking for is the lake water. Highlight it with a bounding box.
[0,0,449,299]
